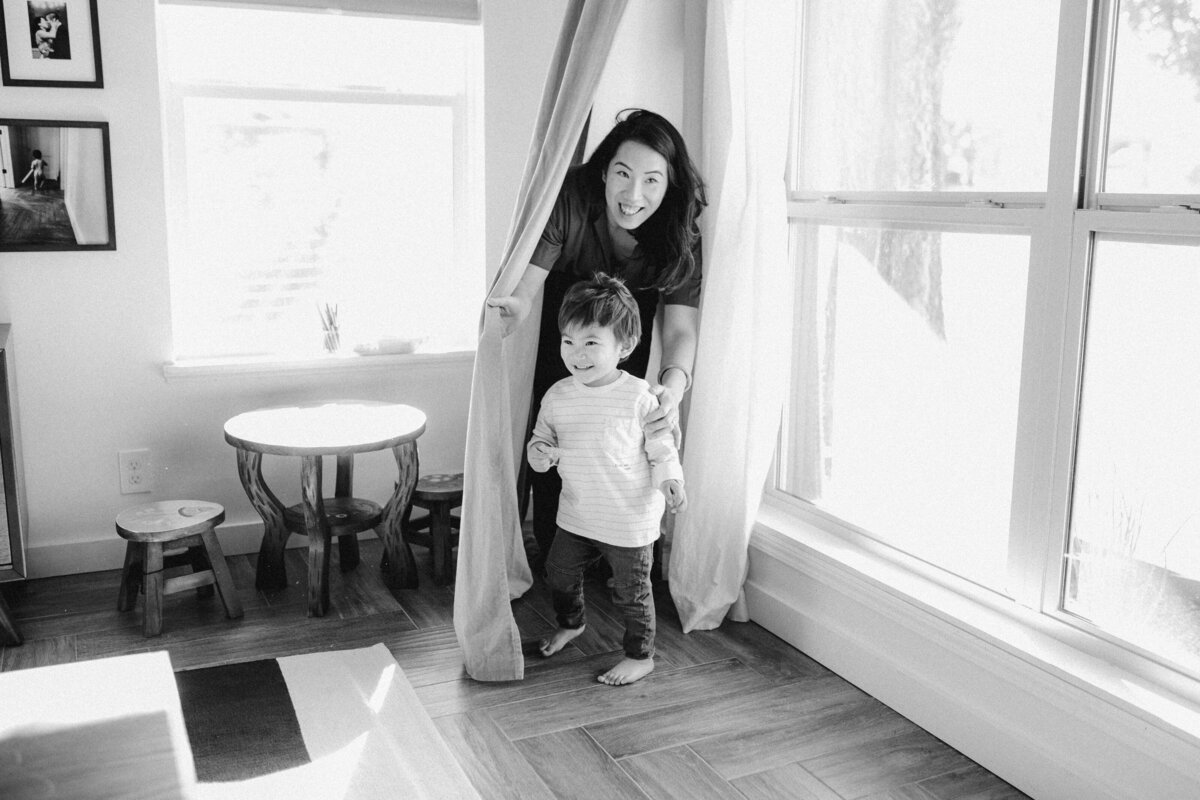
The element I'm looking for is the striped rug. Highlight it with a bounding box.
[176,643,478,800]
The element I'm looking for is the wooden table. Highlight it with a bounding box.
[224,400,426,616]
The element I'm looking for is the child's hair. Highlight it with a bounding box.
[31,149,41,159]
[558,273,641,353]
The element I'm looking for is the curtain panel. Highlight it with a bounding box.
[668,0,797,632]
[453,0,628,682]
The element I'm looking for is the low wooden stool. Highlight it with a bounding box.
[403,473,462,584]
[116,500,243,637]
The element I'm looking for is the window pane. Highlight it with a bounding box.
[796,0,1059,192]
[1106,2,1200,194]
[171,98,473,358]
[159,5,482,360]
[1065,238,1200,673]
[780,224,1027,592]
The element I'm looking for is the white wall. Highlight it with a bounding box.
[62,127,109,245]
[0,0,570,577]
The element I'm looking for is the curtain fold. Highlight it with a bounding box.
[668,0,797,632]
[453,0,628,682]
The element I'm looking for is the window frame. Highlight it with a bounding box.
[156,0,484,368]
[775,0,1200,700]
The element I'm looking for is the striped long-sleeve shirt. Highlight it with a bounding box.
[527,372,684,548]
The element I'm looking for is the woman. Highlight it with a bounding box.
[489,109,707,571]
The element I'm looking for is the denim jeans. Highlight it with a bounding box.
[545,527,655,660]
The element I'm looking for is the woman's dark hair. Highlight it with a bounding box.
[583,109,707,294]
[558,272,641,355]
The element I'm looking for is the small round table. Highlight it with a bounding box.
[224,400,426,617]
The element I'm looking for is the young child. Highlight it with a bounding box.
[528,272,687,686]
[33,14,60,58]
[20,150,45,192]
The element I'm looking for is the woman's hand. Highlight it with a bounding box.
[487,264,550,339]
[645,384,682,440]
[486,294,529,338]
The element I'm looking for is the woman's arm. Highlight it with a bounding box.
[646,303,699,437]
[487,264,550,338]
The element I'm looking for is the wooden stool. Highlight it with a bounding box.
[403,473,462,584]
[116,501,243,637]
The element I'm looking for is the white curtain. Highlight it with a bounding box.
[668,0,797,632]
[453,0,628,682]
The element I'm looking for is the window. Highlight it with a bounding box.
[779,0,1058,594]
[780,0,1200,683]
[157,1,483,362]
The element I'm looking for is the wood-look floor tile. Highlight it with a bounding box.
[731,762,844,800]
[803,728,979,799]
[909,764,1031,800]
[618,745,740,800]
[5,568,126,619]
[859,783,940,800]
[81,607,419,670]
[435,710,556,800]
[13,606,143,641]
[383,625,468,686]
[514,727,650,800]
[0,634,80,671]
[415,646,599,718]
[488,658,771,741]
[686,619,833,683]
[1,533,1027,800]
[692,691,917,780]
[588,673,862,760]
[390,581,456,628]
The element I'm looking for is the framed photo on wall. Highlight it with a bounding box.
[0,0,102,88]
[0,118,115,251]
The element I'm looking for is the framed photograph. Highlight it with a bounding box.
[0,0,102,88]
[0,119,115,251]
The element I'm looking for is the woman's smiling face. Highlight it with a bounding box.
[603,140,669,232]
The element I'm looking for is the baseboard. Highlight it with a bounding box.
[746,520,1200,800]
[24,520,378,579]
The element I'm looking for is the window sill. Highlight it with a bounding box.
[162,348,474,381]
[750,494,1200,751]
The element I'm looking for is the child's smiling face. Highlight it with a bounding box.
[560,322,631,387]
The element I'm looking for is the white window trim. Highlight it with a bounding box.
[160,348,474,382]
[774,0,1200,717]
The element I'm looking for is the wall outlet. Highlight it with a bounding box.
[118,448,153,494]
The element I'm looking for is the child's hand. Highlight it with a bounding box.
[661,479,687,513]
[528,440,560,468]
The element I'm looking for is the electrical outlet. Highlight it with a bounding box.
[118,448,153,494]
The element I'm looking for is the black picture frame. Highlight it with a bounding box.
[0,0,102,88]
[0,118,115,251]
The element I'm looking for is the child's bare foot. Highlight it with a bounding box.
[538,625,585,657]
[597,657,654,686]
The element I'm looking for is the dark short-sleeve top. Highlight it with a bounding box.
[529,167,702,400]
